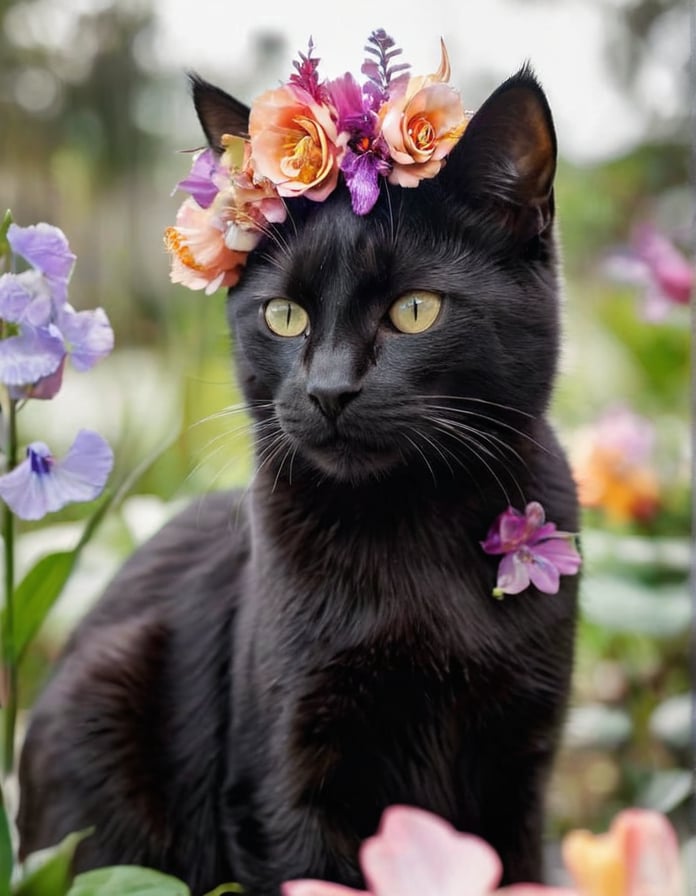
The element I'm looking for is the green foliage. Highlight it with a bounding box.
[13,830,91,896]
[66,867,190,896]
[0,805,11,896]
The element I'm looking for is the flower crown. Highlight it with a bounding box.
[165,30,471,295]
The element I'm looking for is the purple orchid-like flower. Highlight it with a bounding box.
[328,73,392,215]
[174,148,222,209]
[0,222,114,399]
[603,223,693,321]
[0,430,113,521]
[481,501,581,597]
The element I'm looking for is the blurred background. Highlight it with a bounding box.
[1,0,692,876]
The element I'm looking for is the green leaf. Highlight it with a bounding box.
[66,866,190,896]
[12,551,77,661]
[202,886,244,896]
[14,829,91,896]
[0,210,12,266]
[0,803,12,896]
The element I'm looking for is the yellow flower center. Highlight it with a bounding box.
[280,117,325,184]
[164,227,204,272]
[408,115,436,152]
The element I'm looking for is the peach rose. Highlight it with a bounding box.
[380,41,469,187]
[164,197,247,294]
[249,84,341,201]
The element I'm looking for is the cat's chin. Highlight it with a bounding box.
[301,441,401,483]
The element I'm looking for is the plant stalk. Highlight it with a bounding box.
[2,396,17,776]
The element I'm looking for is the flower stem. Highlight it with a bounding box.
[2,396,17,775]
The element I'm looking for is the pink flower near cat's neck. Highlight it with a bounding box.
[249,84,342,201]
[282,805,573,896]
[480,501,581,597]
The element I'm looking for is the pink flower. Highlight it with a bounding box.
[480,501,581,597]
[379,41,469,187]
[603,223,693,321]
[283,806,573,896]
[164,197,248,294]
[562,808,685,896]
[249,84,342,201]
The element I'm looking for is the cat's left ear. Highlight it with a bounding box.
[188,73,250,153]
[441,64,557,242]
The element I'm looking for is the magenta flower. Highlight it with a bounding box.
[283,805,574,896]
[481,501,581,597]
[0,430,113,521]
[603,223,693,321]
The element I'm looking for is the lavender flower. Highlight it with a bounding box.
[481,501,581,597]
[0,430,113,521]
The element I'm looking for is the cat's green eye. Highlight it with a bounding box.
[264,299,309,338]
[388,291,442,334]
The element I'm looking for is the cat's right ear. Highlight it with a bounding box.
[188,73,250,153]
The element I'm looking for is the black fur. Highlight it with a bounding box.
[18,65,579,895]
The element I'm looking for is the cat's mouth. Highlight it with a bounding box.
[295,432,401,482]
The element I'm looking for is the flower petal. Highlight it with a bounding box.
[0,325,65,386]
[57,304,114,372]
[533,537,582,576]
[282,883,367,896]
[495,887,578,895]
[0,430,113,521]
[527,552,561,594]
[174,148,221,209]
[495,550,531,595]
[341,151,383,215]
[362,805,501,896]
[7,222,76,302]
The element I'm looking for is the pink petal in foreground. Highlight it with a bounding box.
[283,882,368,896]
[619,809,685,896]
[362,806,501,896]
[496,886,578,895]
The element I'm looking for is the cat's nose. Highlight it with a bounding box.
[307,383,361,419]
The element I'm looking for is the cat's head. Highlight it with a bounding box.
[189,62,560,487]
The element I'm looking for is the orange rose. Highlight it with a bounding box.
[249,84,341,201]
[380,41,469,187]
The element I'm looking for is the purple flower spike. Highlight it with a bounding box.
[7,222,76,305]
[0,430,113,521]
[174,149,222,209]
[481,501,581,597]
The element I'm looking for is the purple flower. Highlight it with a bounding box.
[0,430,113,521]
[481,501,581,597]
[174,148,222,209]
[0,273,65,387]
[603,223,693,321]
[328,73,392,215]
[0,223,114,398]
[7,222,76,305]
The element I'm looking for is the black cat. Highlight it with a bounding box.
[18,63,580,895]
